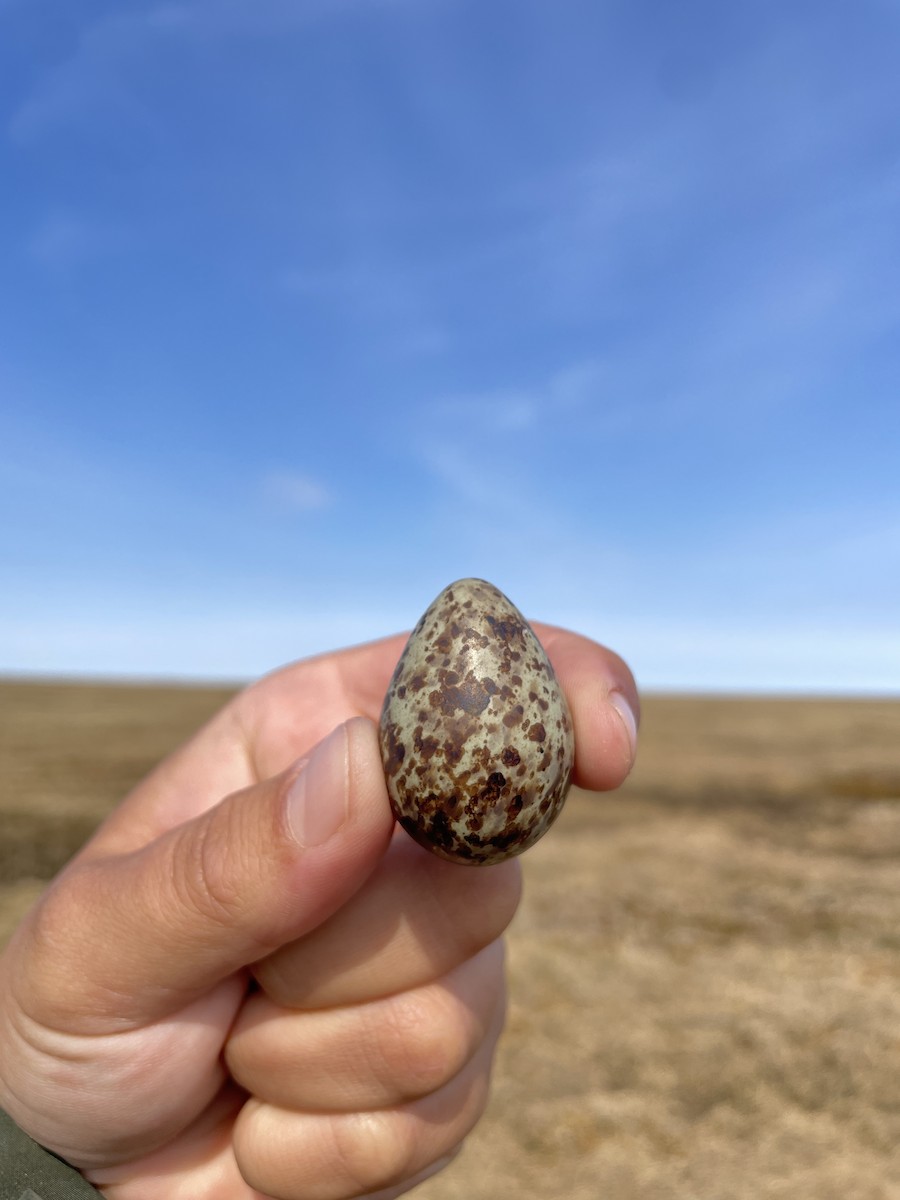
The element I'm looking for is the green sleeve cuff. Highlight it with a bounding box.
[0,1108,102,1199]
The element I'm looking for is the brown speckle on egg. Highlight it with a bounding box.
[378,578,575,865]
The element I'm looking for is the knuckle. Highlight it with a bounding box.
[331,1110,416,1195]
[373,991,469,1099]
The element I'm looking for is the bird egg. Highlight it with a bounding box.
[379,578,574,865]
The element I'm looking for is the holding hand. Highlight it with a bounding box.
[0,626,638,1199]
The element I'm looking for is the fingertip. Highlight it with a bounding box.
[569,679,637,792]
[282,713,395,886]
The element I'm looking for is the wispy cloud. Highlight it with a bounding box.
[427,359,606,438]
[262,470,334,512]
[27,210,122,268]
[9,13,160,143]
[427,391,539,434]
[413,360,609,522]
[280,262,448,355]
[8,0,435,142]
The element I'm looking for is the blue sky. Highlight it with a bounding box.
[1,0,898,692]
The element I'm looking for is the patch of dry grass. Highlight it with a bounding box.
[2,685,899,1196]
[0,679,232,938]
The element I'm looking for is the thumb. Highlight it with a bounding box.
[20,717,394,1026]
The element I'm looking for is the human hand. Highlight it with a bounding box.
[0,625,638,1199]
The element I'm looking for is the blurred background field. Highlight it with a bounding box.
[2,680,898,1198]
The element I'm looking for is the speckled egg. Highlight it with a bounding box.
[379,578,575,865]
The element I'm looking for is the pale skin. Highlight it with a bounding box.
[0,625,639,1200]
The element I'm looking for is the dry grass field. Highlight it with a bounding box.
[1,680,899,1198]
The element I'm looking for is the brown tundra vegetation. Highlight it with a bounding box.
[1,681,899,1198]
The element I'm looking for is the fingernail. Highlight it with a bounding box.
[609,689,638,762]
[286,723,350,847]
